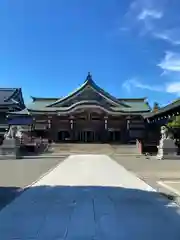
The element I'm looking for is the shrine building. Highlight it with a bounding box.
[7,73,151,143]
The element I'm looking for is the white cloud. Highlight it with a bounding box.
[125,0,163,33]
[138,9,163,20]
[166,82,180,96]
[153,28,180,45]
[156,52,180,96]
[158,52,180,72]
[122,78,164,92]
[123,76,180,97]
[124,0,180,46]
[122,80,131,93]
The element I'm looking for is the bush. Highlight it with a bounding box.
[167,116,180,128]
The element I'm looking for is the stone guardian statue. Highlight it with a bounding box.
[1,126,23,158]
[156,125,178,160]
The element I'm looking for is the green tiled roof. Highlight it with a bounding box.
[27,101,52,109]
[31,97,59,102]
[8,73,151,115]
[10,98,150,116]
[121,101,150,112]
[23,99,150,114]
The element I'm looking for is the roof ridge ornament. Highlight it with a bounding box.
[86,72,93,82]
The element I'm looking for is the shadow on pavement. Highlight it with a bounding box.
[0,185,180,239]
[0,186,23,210]
[160,192,176,201]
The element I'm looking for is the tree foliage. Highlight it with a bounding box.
[167,115,180,128]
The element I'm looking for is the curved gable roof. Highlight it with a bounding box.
[0,88,17,105]
[0,88,24,108]
[47,72,127,107]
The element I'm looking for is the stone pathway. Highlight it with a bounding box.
[0,155,180,239]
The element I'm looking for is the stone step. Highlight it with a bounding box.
[23,154,69,159]
[40,153,140,158]
[50,143,139,155]
[0,154,18,160]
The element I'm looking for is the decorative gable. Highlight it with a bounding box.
[53,85,118,108]
[48,72,126,109]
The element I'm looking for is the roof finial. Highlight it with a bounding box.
[86,72,92,81]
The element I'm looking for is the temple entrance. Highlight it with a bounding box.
[34,130,48,138]
[107,130,121,142]
[75,131,102,143]
[58,131,70,142]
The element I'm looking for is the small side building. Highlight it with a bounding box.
[0,88,25,136]
[142,100,180,151]
[144,99,180,125]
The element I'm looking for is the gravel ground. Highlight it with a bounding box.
[0,157,66,210]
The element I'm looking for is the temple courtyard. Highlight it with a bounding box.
[0,155,180,239]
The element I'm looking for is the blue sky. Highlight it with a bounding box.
[0,0,180,106]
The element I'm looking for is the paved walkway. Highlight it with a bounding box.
[0,155,180,239]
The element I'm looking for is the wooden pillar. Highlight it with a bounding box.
[126,118,130,142]
[104,116,108,142]
[70,117,74,142]
[85,131,87,143]
[47,116,53,141]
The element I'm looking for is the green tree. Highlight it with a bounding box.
[167,115,180,128]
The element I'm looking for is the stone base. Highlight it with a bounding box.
[0,138,22,159]
[155,154,180,160]
[156,138,178,160]
[0,154,20,160]
[156,149,178,160]
[156,154,179,160]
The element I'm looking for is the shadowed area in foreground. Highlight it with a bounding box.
[0,186,23,210]
[0,185,180,239]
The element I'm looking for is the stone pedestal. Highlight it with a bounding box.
[0,138,21,159]
[156,138,178,160]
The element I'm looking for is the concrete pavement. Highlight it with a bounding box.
[0,154,180,239]
[0,157,65,210]
[112,155,180,201]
